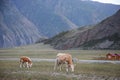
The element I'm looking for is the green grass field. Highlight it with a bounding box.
[0,43,120,80]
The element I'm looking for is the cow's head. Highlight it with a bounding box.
[29,63,32,68]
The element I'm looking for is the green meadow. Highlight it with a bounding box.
[0,43,120,80]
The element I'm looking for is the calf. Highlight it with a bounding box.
[20,56,32,68]
[54,53,74,72]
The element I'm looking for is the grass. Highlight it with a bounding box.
[0,60,120,80]
[75,63,120,76]
[0,43,120,79]
[0,49,120,60]
[0,61,69,80]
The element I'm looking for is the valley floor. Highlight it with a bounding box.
[0,57,120,80]
[0,45,120,80]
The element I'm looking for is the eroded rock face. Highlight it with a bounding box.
[12,0,120,37]
[44,10,120,50]
[0,0,43,48]
[0,0,120,48]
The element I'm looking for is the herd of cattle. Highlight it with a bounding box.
[20,52,120,72]
[20,53,75,72]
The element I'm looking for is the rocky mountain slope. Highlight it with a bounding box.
[43,9,120,50]
[0,0,120,48]
[13,0,120,37]
[0,0,44,48]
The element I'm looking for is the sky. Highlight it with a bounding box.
[91,0,120,5]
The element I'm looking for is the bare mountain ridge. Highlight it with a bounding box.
[13,0,120,37]
[0,0,120,48]
[43,9,120,50]
[0,0,44,48]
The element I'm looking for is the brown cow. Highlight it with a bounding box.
[54,53,74,72]
[20,56,32,68]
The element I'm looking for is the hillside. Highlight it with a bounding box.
[0,0,44,48]
[43,9,120,50]
[12,0,120,37]
[0,0,120,48]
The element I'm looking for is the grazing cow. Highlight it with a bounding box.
[20,56,32,68]
[54,53,74,72]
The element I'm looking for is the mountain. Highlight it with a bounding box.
[0,0,44,48]
[12,0,120,37]
[43,9,120,50]
[0,0,120,48]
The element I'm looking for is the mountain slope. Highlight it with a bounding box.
[0,0,120,48]
[12,0,120,37]
[0,0,43,48]
[43,9,120,50]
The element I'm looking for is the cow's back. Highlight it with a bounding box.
[57,53,72,64]
[20,56,31,63]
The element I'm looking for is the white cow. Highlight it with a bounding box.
[54,53,74,72]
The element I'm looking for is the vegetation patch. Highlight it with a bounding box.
[0,49,120,79]
[0,60,120,80]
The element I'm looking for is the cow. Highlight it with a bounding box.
[20,56,32,68]
[54,53,74,72]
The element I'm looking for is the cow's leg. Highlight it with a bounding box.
[22,62,26,68]
[66,64,69,72]
[60,63,65,71]
[20,62,22,68]
[54,59,57,71]
[20,59,23,68]
[29,63,32,68]
[71,64,74,72]
[59,64,62,71]
[26,62,29,68]
[54,59,62,72]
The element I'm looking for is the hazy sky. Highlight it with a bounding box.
[92,0,120,5]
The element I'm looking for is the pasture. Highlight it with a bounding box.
[0,43,120,80]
